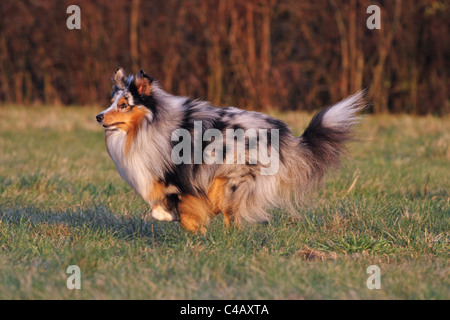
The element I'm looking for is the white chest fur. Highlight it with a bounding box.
[105,130,154,201]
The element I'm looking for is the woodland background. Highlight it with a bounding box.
[0,0,448,114]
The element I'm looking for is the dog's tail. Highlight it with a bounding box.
[298,90,367,184]
[279,90,367,209]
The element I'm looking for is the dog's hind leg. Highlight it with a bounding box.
[207,177,234,227]
[177,194,212,234]
[207,172,275,226]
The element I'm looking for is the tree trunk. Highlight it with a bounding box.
[370,0,402,113]
[130,0,140,71]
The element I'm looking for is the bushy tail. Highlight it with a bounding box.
[236,91,367,222]
[298,90,367,185]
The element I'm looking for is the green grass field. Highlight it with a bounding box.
[0,105,448,299]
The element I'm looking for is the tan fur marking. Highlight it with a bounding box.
[135,77,152,96]
[148,181,166,203]
[207,177,227,214]
[207,177,234,226]
[148,181,180,214]
[178,195,212,234]
[102,105,148,155]
[102,109,123,125]
[117,97,127,106]
[124,107,147,155]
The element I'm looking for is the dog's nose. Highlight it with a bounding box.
[96,113,104,123]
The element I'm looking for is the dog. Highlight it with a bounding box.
[96,68,366,233]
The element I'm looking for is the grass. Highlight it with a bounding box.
[0,105,448,299]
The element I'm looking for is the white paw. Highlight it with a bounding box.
[150,206,177,221]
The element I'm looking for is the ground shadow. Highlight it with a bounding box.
[0,202,181,243]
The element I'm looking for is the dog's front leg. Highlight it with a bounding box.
[150,203,178,222]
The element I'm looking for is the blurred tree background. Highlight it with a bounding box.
[0,0,448,114]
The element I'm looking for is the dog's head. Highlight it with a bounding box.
[96,68,157,131]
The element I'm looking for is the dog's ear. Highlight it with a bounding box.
[112,67,127,89]
[134,69,153,96]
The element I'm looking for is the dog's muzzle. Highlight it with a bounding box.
[96,113,104,123]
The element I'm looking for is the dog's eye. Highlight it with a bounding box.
[120,103,127,109]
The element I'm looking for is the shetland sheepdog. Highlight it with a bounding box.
[96,68,366,233]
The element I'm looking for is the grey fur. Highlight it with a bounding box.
[100,70,367,226]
